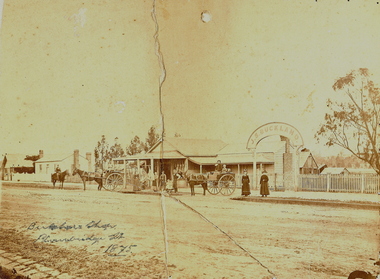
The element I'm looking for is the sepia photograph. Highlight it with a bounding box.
[0,1,379,278]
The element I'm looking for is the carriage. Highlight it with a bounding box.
[72,165,149,191]
[102,166,149,191]
[187,171,236,195]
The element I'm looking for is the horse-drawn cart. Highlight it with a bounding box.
[188,171,236,195]
[102,171,124,191]
[103,167,149,191]
[73,166,149,191]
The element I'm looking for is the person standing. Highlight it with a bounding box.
[241,169,251,196]
[160,171,167,191]
[260,170,270,197]
[173,168,178,193]
[153,171,159,191]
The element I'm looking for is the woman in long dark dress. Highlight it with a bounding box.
[241,169,251,196]
[260,170,270,197]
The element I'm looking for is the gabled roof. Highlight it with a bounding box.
[216,153,274,165]
[298,152,319,168]
[35,154,72,163]
[150,137,227,157]
[217,141,285,155]
[2,154,34,168]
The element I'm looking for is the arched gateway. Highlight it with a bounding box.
[246,122,304,190]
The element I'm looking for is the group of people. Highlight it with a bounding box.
[213,160,271,197]
[214,160,229,173]
[152,169,184,193]
[150,161,270,197]
[240,169,270,197]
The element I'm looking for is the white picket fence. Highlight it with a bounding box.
[298,174,380,194]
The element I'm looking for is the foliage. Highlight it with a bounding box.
[94,135,111,170]
[144,126,160,152]
[126,136,145,156]
[316,68,380,174]
[109,138,125,159]
[313,154,370,169]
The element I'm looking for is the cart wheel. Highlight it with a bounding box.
[207,181,220,195]
[218,174,236,196]
[105,173,123,191]
[347,270,373,279]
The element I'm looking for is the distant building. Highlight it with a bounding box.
[345,168,377,175]
[34,150,92,181]
[320,167,349,175]
[1,153,35,181]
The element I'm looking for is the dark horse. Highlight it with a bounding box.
[51,170,69,189]
[72,168,103,191]
[185,172,208,196]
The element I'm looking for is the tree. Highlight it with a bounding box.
[315,68,380,174]
[94,135,111,170]
[109,137,125,158]
[144,126,160,152]
[126,136,145,155]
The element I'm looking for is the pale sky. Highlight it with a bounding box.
[1,0,380,157]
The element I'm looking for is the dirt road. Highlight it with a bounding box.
[0,183,378,278]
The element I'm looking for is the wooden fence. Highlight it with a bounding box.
[298,174,380,194]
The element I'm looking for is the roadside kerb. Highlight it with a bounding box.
[232,196,380,210]
[0,250,75,279]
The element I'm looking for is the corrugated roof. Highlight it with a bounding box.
[168,137,227,156]
[217,141,285,155]
[188,153,273,165]
[217,153,274,164]
[188,157,219,165]
[114,150,186,161]
[151,138,227,157]
[3,154,34,167]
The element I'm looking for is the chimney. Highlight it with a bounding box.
[280,136,290,153]
[39,150,44,159]
[74,149,80,169]
[86,152,92,172]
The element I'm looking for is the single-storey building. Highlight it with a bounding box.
[346,168,377,175]
[113,137,319,189]
[1,153,35,181]
[320,167,349,175]
[34,150,92,182]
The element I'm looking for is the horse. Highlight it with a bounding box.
[72,168,103,191]
[185,172,208,196]
[51,170,69,189]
